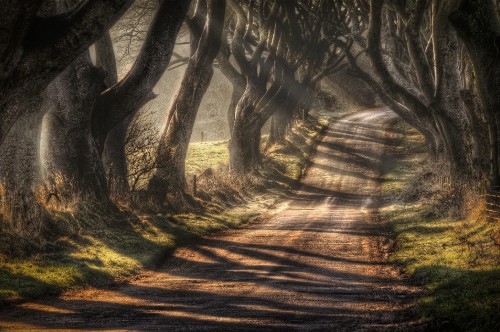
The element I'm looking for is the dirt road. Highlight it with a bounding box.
[0,108,420,331]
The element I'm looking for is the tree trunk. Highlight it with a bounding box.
[148,62,214,210]
[450,0,500,188]
[86,0,188,208]
[229,83,262,172]
[94,31,118,88]
[0,0,132,145]
[102,116,132,205]
[269,103,293,145]
[432,2,475,182]
[92,0,191,154]
[229,120,262,173]
[147,0,225,210]
[41,54,108,209]
[0,0,124,240]
[0,95,47,238]
[227,78,246,134]
[300,85,315,121]
[94,31,131,205]
[217,35,246,134]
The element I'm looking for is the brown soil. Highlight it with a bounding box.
[0,108,422,331]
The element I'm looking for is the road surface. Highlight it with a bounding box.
[0,108,421,331]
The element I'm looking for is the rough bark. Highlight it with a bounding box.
[431,3,475,180]
[0,1,44,79]
[229,80,262,172]
[41,54,108,209]
[89,0,190,207]
[93,29,131,204]
[450,0,500,187]
[404,0,435,102]
[0,95,46,238]
[225,0,280,169]
[0,0,128,238]
[102,117,132,205]
[229,63,289,172]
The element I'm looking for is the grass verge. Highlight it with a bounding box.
[0,108,338,307]
[381,122,500,332]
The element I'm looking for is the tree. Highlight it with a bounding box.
[37,0,190,213]
[94,0,191,204]
[450,0,500,188]
[148,0,226,210]
[330,0,488,190]
[226,0,347,171]
[0,0,132,236]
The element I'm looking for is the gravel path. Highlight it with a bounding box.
[0,108,421,331]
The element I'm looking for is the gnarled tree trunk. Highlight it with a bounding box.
[147,0,225,210]
[41,54,108,209]
[229,76,265,172]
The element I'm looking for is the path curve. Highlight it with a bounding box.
[0,107,420,331]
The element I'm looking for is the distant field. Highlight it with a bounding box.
[185,140,229,175]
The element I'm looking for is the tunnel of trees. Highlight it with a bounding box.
[0,0,499,246]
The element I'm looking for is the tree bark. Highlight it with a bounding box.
[431,0,476,181]
[89,0,190,206]
[102,116,132,205]
[41,54,108,209]
[0,0,127,237]
[229,80,262,172]
[229,68,289,171]
[217,31,246,134]
[93,29,131,204]
[269,105,292,145]
[0,95,47,238]
[450,0,500,187]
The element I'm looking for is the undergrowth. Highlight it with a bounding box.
[0,108,336,306]
[382,122,500,332]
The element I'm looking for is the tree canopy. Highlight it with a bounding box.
[0,0,498,246]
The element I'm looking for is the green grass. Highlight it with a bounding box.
[0,108,337,305]
[381,122,500,331]
[185,140,229,174]
[0,211,252,301]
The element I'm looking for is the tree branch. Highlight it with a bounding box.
[92,0,191,152]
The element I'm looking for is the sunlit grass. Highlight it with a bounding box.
[185,140,229,174]
[0,208,254,301]
[381,122,500,332]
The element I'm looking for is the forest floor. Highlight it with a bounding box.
[0,107,427,330]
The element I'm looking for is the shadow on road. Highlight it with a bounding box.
[0,108,422,331]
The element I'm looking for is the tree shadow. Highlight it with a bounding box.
[0,232,419,330]
[412,265,500,331]
[0,110,423,329]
